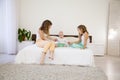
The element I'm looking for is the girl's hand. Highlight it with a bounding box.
[54,38,58,42]
[68,42,72,45]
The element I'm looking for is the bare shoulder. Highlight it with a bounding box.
[39,30,43,33]
[39,30,44,34]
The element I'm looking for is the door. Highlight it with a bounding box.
[108,0,120,56]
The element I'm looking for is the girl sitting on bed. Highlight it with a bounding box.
[36,20,56,64]
[56,31,68,47]
[68,25,89,49]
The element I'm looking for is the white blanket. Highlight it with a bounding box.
[15,45,94,66]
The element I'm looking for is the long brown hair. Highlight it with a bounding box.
[39,20,52,35]
[77,25,88,34]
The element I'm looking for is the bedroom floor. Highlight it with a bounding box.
[94,56,120,80]
[0,54,120,80]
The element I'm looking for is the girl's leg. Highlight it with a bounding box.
[49,41,55,60]
[70,43,84,49]
[40,42,51,64]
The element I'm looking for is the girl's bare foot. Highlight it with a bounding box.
[51,57,54,60]
[48,56,54,60]
[40,63,44,65]
[48,56,51,59]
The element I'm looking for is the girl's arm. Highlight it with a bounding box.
[39,31,56,41]
[69,34,81,44]
[83,32,89,49]
[48,36,57,41]
[48,36,55,40]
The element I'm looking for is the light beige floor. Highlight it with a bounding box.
[95,55,120,80]
[0,54,120,80]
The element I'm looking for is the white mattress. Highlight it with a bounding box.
[15,45,95,66]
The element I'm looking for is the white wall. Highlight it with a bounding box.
[19,0,109,44]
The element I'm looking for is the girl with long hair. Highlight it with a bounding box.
[36,20,55,64]
[69,25,89,49]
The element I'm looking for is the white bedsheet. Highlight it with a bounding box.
[15,45,95,66]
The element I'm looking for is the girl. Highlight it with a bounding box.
[69,25,89,49]
[36,20,56,64]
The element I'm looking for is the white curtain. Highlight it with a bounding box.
[0,0,17,54]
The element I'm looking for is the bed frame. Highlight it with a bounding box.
[31,34,92,43]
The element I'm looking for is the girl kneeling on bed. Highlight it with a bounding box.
[68,25,89,49]
[36,20,56,64]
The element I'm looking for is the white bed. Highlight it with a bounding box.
[15,44,95,66]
